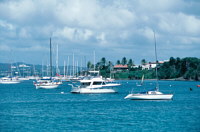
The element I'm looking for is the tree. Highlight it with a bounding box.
[116,60,121,65]
[128,59,134,66]
[169,57,176,65]
[121,57,127,65]
[141,59,147,65]
[101,57,106,66]
[87,61,92,70]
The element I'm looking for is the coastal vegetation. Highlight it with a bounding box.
[0,57,199,81]
[91,57,200,81]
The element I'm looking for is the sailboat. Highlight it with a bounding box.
[0,77,20,84]
[34,38,59,89]
[136,74,144,86]
[125,31,173,100]
[0,63,20,84]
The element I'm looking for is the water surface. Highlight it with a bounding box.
[0,80,200,131]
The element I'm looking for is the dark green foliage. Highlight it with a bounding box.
[87,61,92,70]
[158,57,200,80]
[116,60,120,65]
[121,57,127,65]
[141,59,147,65]
[89,57,200,80]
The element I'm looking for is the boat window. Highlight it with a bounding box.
[93,81,102,85]
[81,82,91,86]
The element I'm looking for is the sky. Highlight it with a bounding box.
[0,0,200,66]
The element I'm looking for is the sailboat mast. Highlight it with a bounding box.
[73,52,74,77]
[153,31,159,91]
[64,60,66,78]
[50,38,52,78]
[67,55,69,77]
[93,50,95,71]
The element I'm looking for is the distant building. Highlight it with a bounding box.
[113,64,129,72]
[19,64,30,68]
[141,60,168,70]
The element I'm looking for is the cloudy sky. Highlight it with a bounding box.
[0,0,200,66]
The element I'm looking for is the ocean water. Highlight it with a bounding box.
[0,80,200,132]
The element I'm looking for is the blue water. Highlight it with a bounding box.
[0,80,200,131]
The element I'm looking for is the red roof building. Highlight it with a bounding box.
[113,64,129,72]
[114,64,128,69]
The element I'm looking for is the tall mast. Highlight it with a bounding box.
[67,55,69,76]
[93,50,95,71]
[64,60,66,78]
[81,57,83,75]
[73,52,74,77]
[10,63,12,77]
[56,44,59,74]
[76,61,79,76]
[42,60,43,77]
[50,38,52,78]
[153,31,159,91]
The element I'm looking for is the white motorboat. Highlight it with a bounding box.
[0,77,20,84]
[124,31,173,100]
[69,76,120,94]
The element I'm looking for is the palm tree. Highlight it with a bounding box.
[141,59,147,65]
[122,57,127,65]
[116,60,121,65]
[101,57,106,66]
[87,61,92,70]
[128,59,134,66]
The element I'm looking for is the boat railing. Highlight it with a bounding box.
[68,84,79,89]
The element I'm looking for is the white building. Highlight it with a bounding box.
[141,60,169,70]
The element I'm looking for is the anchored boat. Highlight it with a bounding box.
[125,31,173,100]
[69,76,120,94]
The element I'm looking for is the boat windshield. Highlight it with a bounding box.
[93,81,103,85]
[80,82,91,87]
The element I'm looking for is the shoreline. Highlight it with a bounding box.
[115,78,198,81]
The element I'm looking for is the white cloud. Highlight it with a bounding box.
[0,20,15,30]
[53,27,93,41]
[179,36,200,44]
[0,0,199,64]
[138,27,154,41]
[2,0,36,21]
[158,13,200,35]
[19,28,31,38]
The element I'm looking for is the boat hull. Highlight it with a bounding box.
[71,88,117,94]
[35,84,59,89]
[125,94,173,100]
[0,81,20,84]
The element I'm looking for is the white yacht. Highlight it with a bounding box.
[124,90,173,100]
[34,78,59,89]
[69,76,120,94]
[33,38,60,89]
[124,31,173,100]
[0,77,20,84]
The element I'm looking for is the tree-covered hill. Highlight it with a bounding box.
[95,57,200,81]
[158,57,200,80]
